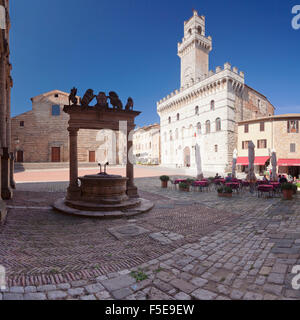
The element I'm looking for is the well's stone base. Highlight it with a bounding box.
[126,185,139,198]
[0,200,7,225]
[53,198,154,218]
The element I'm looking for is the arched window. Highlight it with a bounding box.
[175,128,179,140]
[195,106,199,115]
[168,116,171,124]
[197,122,201,134]
[206,120,211,134]
[210,100,215,110]
[188,28,192,35]
[197,26,202,35]
[169,130,173,141]
[216,118,221,131]
[177,113,180,121]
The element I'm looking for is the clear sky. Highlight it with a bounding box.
[10,0,300,126]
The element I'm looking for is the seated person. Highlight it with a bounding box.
[279,175,288,184]
[214,173,221,179]
[262,175,269,183]
[225,174,232,183]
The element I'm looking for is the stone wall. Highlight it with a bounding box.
[1,0,13,221]
[11,90,126,164]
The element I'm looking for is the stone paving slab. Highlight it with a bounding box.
[1,178,300,300]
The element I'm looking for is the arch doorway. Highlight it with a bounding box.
[183,147,191,167]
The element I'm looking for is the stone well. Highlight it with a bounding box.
[54,172,153,218]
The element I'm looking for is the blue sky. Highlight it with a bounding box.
[10,0,300,126]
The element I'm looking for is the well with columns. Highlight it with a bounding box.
[53,103,153,218]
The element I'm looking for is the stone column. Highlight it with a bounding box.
[67,127,81,200]
[1,147,12,200]
[0,148,7,225]
[0,53,7,149]
[9,152,15,189]
[7,76,15,189]
[126,127,138,198]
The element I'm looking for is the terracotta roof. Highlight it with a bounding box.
[30,90,69,101]
[238,113,300,125]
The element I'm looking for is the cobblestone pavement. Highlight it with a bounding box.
[1,177,300,300]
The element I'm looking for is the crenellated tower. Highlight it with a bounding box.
[177,10,212,87]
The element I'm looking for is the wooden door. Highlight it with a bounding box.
[89,151,96,163]
[51,147,60,162]
[16,150,23,163]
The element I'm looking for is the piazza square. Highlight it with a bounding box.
[0,0,300,305]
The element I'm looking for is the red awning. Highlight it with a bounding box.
[236,156,270,166]
[236,157,248,165]
[278,159,300,166]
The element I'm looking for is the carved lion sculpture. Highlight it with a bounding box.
[69,87,78,105]
[80,89,95,106]
[108,91,123,110]
[96,92,108,109]
[125,97,134,111]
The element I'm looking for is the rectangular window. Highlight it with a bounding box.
[242,141,250,150]
[52,105,60,116]
[244,124,249,133]
[287,120,299,133]
[257,139,267,149]
[260,122,265,132]
[215,145,218,152]
[290,143,296,153]
[20,121,24,127]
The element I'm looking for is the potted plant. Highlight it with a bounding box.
[186,178,195,185]
[179,182,189,192]
[160,175,170,188]
[281,183,294,200]
[217,186,233,198]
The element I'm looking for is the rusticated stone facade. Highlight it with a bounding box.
[157,10,275,175]
[0,0,13,223]
[11,90,127,164]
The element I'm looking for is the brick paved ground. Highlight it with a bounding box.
[1,172,300,300]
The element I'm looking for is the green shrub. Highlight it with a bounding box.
[160,175,169,182]
[179,182,189,189]
[296,182,300,188]
[186,178,195,185]
[217,186,233,194]
[281,183,294,191]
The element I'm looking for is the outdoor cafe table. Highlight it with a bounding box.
[225,182,240,190]
[214,179,226,184]
[193,181,209,187]
[257,184,274,197]
[174,179,186,184]
[270,182,280,187]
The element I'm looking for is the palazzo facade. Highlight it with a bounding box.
[157,10,274,175]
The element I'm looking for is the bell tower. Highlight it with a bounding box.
[178,10,212,87]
